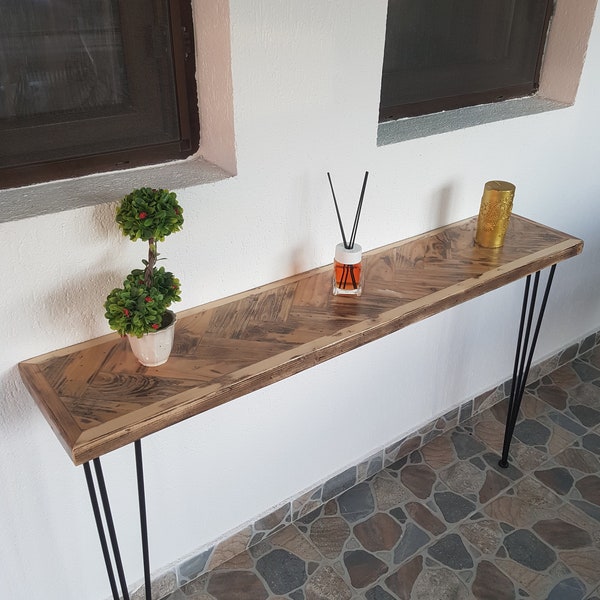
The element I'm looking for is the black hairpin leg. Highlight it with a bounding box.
[83,440,152,600]
[83,462,121,600]
[135,440,152,600]
[499,265,556,468]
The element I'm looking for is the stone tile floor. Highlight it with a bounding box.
[165,348,600,599]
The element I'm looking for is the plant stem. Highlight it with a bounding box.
[145,238,157,287]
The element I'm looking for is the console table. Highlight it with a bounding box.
[19,214,583,600]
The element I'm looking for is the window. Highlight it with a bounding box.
[380,0,554,121]
[0,0,199,189]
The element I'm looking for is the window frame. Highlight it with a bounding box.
[379,0,555,122]
[0,0,199,190]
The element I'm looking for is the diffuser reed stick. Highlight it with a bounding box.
[349,171,369,249]
[327,171,369,249]
[327,172,348,249]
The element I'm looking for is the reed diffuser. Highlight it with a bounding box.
[328,171,369,296]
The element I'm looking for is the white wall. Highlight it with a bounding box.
[1,2,600,599]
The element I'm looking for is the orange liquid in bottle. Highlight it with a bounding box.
[333,260,362,294]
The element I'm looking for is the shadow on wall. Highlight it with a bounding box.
[432,183,454,229]
[0,365,39,430]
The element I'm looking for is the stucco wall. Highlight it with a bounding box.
[1,2,600,599]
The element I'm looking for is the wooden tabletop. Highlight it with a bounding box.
[19,215,583,465]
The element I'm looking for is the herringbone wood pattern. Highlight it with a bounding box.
[19,215,582,464]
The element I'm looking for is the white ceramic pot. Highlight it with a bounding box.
[127,310,176,367]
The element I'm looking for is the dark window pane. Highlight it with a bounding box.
[1,2,128,119]
[380,0,553,120]
[0,0,199,189]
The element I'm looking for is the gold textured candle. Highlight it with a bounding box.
[475,180,516,248]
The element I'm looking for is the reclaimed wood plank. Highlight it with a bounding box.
[18,214,583,464]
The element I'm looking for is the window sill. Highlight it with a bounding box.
[377,96,569,146]
[0,155,233,224]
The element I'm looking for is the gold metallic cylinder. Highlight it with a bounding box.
[475,180,516,248]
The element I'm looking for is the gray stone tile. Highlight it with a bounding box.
[322,466,357,502]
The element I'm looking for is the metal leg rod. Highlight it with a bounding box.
[516,266,556,408]
[507,274,533,430]
[83,462,120,600]
[505,272,540,456]
[84,442,154,600]
[135,440,152,600]
[499,265,557,467]
[93,458,131,600]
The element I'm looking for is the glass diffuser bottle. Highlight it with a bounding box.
[333,243,363,296]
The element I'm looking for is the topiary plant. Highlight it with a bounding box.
[104,187,184,338]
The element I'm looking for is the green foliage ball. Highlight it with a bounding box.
[104,267,181,337]
[116,187,184,242]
